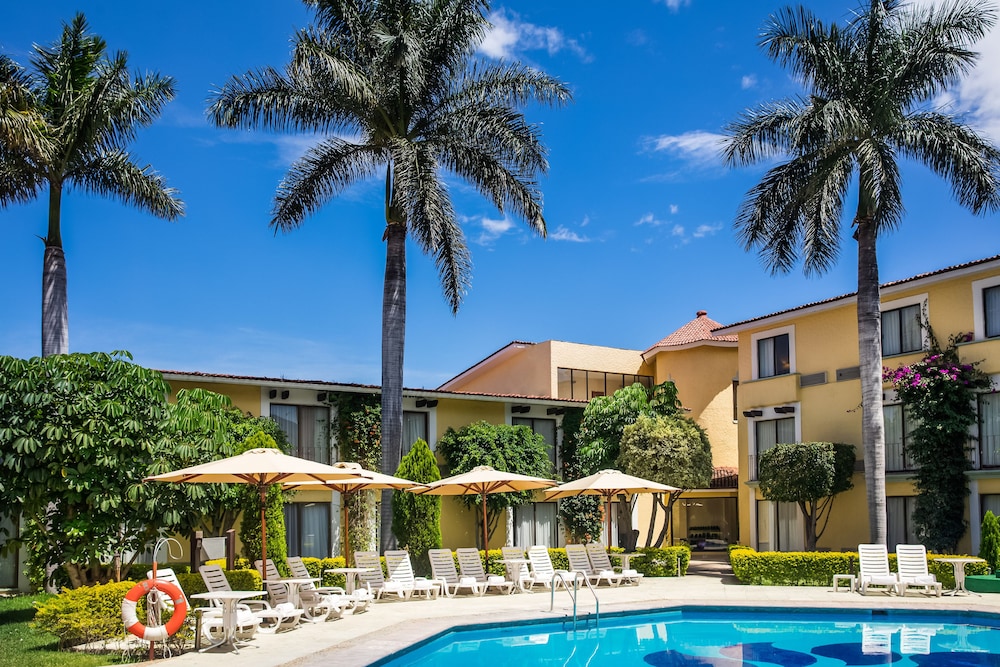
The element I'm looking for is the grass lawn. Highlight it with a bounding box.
[0,595,133,666]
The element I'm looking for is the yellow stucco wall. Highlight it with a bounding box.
[735,261,1000,551]
[445,343,553,396]
[166,379,262,416]
[653,345,738,469]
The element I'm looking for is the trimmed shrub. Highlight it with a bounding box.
[392,439,442,576]
[33,581,134,648]
[980,510,1000,574]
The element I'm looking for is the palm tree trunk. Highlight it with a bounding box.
[856,218,887,544]
[379,218,406,552]
[42,183,68,357]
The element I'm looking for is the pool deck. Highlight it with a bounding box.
[155,565,1000,667]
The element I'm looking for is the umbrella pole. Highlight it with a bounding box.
[481,492,489,567]
[344,495,351,567]
[259,486,268,582]
[605,496,612,547]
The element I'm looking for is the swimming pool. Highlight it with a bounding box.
[375,607,1000,666]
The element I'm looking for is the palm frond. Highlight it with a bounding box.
[897,112,1000,214]
[70,149,183,220]
[272,138,386,229]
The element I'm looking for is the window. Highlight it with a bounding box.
[270,405,330,464]
[283,502,330,559]
[986,286,1000,339]
[887,496,918,551]
[982,494,1000,525]
[512,417,557,468]
[980,393,1000,468]
[882,304,922,356]
[884,404,916,472]
[402,411,428,456]
[757,334,790,378]
[556,368,653,400]
[750,417,795,480]
[514,502,559,548]
[755,500,803,551]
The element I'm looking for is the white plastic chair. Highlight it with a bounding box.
[585,542,643,585]
[527,546,569,590]
[384,550,441,599]
[429,549,483,597]
[566,544,623,587]
[199,564,302,633]
[256,558,342,621]
[895,545,942,596]
[500,546,537,591]
[857,544,899,595]
[456,548,513,594]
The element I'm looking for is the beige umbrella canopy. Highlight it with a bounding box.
[409,465,556,551]
[543,469,680,544]
[283,462,415,565]
[146,448,368,576]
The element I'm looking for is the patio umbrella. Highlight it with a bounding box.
[145,448,368,577]
[409,465,556,552]
[543,469,680,545]
[282,462,416,566]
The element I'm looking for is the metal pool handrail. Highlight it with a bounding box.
[549,570,600,630]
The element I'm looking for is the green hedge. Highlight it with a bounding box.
[729,547,989,587]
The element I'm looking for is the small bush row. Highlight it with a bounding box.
[729,547,989,587]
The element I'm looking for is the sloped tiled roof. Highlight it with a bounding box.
[643,311,738,357]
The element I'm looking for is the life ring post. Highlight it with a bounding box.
[121,579,188,644]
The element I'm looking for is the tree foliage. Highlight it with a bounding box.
[333,392,381,553]
[619,414,714,547]
[758,441,856,551]
[207,0,571,549]
[724,0,1000,545]
[436,421,553,546]
[883,329,993,552]
[578,382,681,472]
[0,352,233,588]
[392,438,441,575]
[979,510,1000,574]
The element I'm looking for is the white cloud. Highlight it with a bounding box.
[669,204,679,214]
[479,11,589,62]
[468,215,516,245]
[671,224,686,237]
[636,212,664,226]
[550,225,589,242]
[693,223,723,238]
[646,130,726,165]
[741,74,758,90]
[656,0,691,11]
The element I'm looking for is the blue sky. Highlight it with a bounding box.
[2,1,999,389]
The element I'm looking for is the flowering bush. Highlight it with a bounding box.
[883,330,993,552]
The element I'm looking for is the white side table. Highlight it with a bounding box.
[833,573,856,592]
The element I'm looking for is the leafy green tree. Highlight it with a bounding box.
[723,0,1000,545]
[979,510,1000,574]
[207,0,570,550]
[619,414,713,547]
[883,330,992,552]
[392,439,441,575]
[333,392,381,553]
[0,14,183,356]
[436,421,553,547]
[757,442,856,551]
[237,431,288,569]
[0,352,232,588]
[578,382,681,471]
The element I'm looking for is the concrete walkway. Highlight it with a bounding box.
[150,563,1000,667]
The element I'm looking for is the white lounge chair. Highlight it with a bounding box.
[501,546,538,591]
[566,544,623,587]
[199,564,302,633]
[383,550,441,599]
[527,546,570,590]
[287,556,371,612]
[456,548,513,595]
[895,545,942,597]
[857,544,899,595]
[585,543,643,585]
[429,549,483,597]
[256,558,343,621]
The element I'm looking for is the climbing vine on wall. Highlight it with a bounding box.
[333,393,381,553]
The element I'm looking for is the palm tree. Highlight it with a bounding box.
[724,0,1000,544]
[208,0,570,549]
[0,14,183,357]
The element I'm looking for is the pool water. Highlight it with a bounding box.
[376,607,1000,666]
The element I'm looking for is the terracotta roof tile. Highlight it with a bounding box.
[645,311,738,354]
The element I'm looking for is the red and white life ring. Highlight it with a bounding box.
[121,579,188,641]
